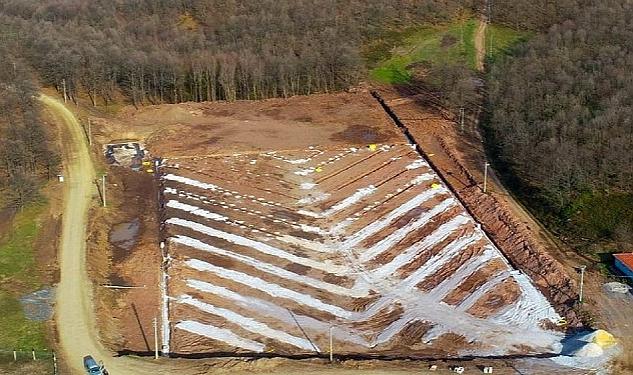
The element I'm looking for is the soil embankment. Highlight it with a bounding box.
[372,90,581,327]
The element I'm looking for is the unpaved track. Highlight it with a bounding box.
[41,94,198,374]
[41,94,442,374]
[41,94,117,373]
[474,18,487,72]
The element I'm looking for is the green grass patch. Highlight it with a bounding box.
[368,20,478,84]
[0,202,48,351]
[0,204,44,289]
[485,24,531,64]
[0,359,53,375]
[368,20,529,84]
[0,291,47,350]
[524,190,633,268]
[568,193,633,241]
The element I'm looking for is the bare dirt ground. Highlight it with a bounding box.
[51,89,616,374]
[92,92,398,158]
[79,91,559,361]
[85,168,162,354]
[375,87,580,325]
[474,18,487,72]
[159,144,560,357]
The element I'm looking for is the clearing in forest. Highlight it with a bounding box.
[145,92,565,357]
[368,19,528,84]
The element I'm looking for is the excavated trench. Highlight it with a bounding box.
[116,347,562,362]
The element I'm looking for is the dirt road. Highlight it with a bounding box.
[41,94,109,373]
[474,18,487,72]
[41,94,169,374]
[41,94,221,374]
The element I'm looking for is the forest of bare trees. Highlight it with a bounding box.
[0,50,59,209]
[0,0,473,107]
[486,0,633,245]
[489,0,588,30]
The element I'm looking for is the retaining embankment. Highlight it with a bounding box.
[372,90,581,328]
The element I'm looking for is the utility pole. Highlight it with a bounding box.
[483,162,490,193]
[488,30,494,57]
[102,174,107,207]
[153,317,159,359]
[62,79,68,103]
[53,351,58,375]
[487,0,492,24]
[87,119,92,146]
[459,108,465,133]
[579,268,584,302]
[329,326,334,363]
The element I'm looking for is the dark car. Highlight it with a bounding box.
[83,355,105,375]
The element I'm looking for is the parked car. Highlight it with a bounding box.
[83,355,106,375]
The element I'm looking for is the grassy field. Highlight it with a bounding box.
[0,203,48,351]
[559,192,633,275]
[368,20,528,84]
[485,23,531,63]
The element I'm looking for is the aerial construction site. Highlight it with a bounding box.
[93,92,576,360]
[5,2,631,374]
[161,144,562,356]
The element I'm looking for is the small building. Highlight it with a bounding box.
[613,253,633,279]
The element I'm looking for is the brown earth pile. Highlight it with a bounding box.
[458,185,579,322]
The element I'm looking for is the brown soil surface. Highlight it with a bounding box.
[375,87,580,327]
[442,258,507,306]
[85,168,162,353]
[83,90,569,363]
[466,278,522,319]
[159,147,532,356]
[93,92,401,157]
[148,108,563,358]
[474,18,487,72]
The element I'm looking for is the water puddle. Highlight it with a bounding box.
[20,287,55,321]
[110,218,140,261]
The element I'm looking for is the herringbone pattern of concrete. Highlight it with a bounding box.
[158,143,564,357]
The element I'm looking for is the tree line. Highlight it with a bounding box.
[0,50,59,209]
[489,0,589,31]
[486,0,633,244]
[6,0,628,234]
[0,0,473,107]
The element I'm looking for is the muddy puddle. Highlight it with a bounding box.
[109,273,129,286]
[20,287,55,321]
[110,218,140,261]
[331,124,396,144]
